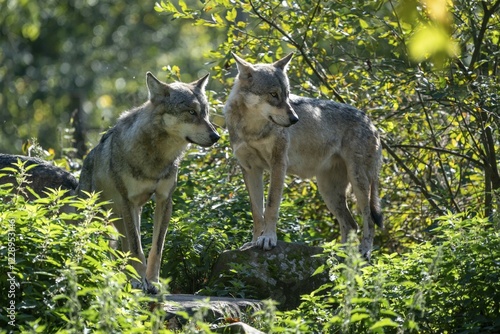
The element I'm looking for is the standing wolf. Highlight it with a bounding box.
[224,53,383,259]
[78,72,220,292]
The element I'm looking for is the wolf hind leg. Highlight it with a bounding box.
[317,165,359,244]
[347,163,377,260]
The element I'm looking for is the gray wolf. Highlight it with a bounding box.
[77,72,220,292]
[224,53,382,259]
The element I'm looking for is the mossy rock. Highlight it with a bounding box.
[206,241,328,310]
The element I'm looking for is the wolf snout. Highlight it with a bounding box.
[186,127,220,147]
[201,127,220,147]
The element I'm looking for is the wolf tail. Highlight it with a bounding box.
[370,180,384,229]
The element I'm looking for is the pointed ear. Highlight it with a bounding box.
[232,52,253,80]
[273,52,294,71]
[146,72,169,104]
[192,73,209,91]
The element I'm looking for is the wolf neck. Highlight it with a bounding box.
[226,85,277,139]
[123,102,187,144]
[118,103,188,171]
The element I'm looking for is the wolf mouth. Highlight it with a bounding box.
[186,136,219,147]
[269,115,294,127]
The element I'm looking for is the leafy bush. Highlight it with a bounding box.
[282,212,500,333]
[0,163,167,333]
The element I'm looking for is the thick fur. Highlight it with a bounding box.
[224,54,382,259]
[77,72,220,292]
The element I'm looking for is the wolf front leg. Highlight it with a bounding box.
[258,145,288,250]
[145,196,172,293]
[145,176,176,294]
[241,166,265,246]
[119,202,148,290]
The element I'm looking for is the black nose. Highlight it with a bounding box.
[289,114,299,125]
[210,131,221,143]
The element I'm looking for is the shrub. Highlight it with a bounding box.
[0,162,167,333]
[283,212,500,333]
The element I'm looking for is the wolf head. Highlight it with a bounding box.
[146,72,220,147]
[232,53,299,127]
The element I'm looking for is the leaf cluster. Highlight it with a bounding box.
[282,213,500,333]
[0,163,167,333]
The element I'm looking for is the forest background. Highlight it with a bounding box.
[2,0,498,247]
[0,0,499,332]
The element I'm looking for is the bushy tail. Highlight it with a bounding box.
[370,180,383,228]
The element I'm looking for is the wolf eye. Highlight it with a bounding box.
[188,110,196,115]
[270,92,278,98]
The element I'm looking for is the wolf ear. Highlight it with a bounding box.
[232,53,253,80]
[192,73,209,91]
[146,72,169,104]
[273,52,294,71]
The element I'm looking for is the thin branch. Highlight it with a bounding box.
[391,144,484,167]
[469,0,500,70]
[300,0,322,50]
[382,140,446,215]
[417,90,461,212]
[387,0,411,67]
[248,0,345,103]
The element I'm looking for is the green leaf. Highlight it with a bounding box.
[369,318,399,330]
[226,8,237,22]
[312,264,325,276]
[359,18,369,29]
[350,313,370,322]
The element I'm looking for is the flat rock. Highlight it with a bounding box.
[162,294,263,318]
[158,294,264,332]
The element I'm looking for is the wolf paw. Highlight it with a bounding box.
[359,246,372,262]
[256,235,277,250]
[131,278,160,294]
[144,281,160,295]
[240,241,257,250]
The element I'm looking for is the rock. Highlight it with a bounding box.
[207,241,328,310]
[0,154,77,199]
[162,294,263,318]
[158,294,264,332]
[216,322,265,334]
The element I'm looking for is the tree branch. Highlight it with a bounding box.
[391,144,484,167]
[248,0,345,103]
[469,0,500,70]
[300,0,321,50]
[417,90,461,212]
[382,140,446,215]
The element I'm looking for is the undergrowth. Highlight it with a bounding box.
[1,157,499,333]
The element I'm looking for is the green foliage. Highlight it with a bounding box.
[0,163,167,333]
[156,0,500,253]
[0,0,218,155]
[280,213,500,333]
